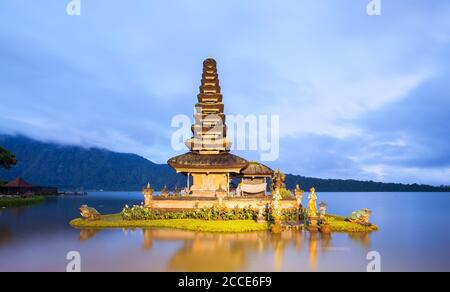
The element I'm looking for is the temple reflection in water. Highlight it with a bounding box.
[75,227,377,272]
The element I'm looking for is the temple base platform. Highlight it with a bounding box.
[147,197,297,210]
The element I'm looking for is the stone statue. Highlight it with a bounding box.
[161,185,169,198]
[143,183,154,207]
[216,185,227,207]
[319,202,327,220]
[272,188,282,218]
[348,208,372,226]
[294,184,305,208]
[307,187,318,218]
[80,205,101,221]
[271,188,283,234]
[173,186,180,197]
[257,205,265,224]
[271,169,286,193]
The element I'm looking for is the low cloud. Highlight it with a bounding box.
[0,0,449,185]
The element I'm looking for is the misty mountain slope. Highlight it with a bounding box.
[0,135,183,190]
[1,135,448,192]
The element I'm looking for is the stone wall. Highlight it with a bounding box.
[148,197,298,210]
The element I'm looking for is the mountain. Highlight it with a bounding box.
[0,135,449,192]
[284,174,450,192]
[0,135,184,191]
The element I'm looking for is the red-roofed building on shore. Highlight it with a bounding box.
[4,177,32,188]
[0,177,58,197]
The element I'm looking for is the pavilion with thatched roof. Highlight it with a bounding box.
[237,162,273,197]
[4,177,32,188]
[0,177,58,196]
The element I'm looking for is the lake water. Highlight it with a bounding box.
[0,192,449,272]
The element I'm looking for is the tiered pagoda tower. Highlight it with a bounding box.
[168,58,248,197]
[186,58,231,154]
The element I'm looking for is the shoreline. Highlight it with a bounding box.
[70,213,379,233]
[0,196,45,208]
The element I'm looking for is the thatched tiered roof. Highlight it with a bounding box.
[168,58,273,180]
[168,152,248,171]
[240,162,273,177]
[186,58,232,154]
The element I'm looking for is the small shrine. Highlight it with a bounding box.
[237,162,273,197]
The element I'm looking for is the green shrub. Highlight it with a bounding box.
[121,205,309,224]
[279,188,292,199]
[280,208,306,222]
[121,205,259,221]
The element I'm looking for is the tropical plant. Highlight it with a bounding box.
[0,146,17,170]
[279,188,292,199]
[121,204,309,224]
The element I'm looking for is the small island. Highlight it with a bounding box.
[70,213,378,233]
[70,58,379,235]
[70,216,270,233]
[70,185,378,233]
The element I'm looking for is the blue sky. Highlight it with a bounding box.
[0,0,449,185]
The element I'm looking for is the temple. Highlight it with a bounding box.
[168,58,273,197]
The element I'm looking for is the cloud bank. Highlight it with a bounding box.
[0,0,449,185]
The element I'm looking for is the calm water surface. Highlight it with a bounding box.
[0,192,449,272]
